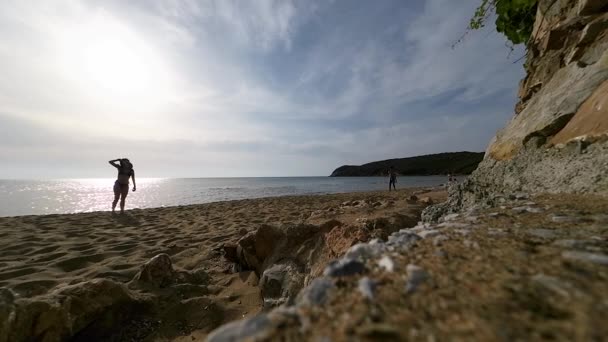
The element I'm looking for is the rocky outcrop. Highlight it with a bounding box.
[422,0,608,220]
[0,254,217,342]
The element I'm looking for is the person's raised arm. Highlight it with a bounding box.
[109,159,120,168]
[131,170,136,191]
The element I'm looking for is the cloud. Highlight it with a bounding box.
[0,0,525,178]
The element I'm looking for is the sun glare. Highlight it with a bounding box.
[54,12,175,109]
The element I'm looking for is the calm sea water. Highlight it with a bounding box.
[0,176,448,217]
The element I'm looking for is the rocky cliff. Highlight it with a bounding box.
[424,0,608,221]
[330,152,484,177]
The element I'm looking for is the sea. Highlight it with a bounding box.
[0,176,450,217]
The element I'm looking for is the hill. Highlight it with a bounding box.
[329,151,484,177]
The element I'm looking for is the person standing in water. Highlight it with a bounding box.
[388,166,397,191]
[109,158,136,213]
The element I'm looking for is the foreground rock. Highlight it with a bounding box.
[207,193,608,341]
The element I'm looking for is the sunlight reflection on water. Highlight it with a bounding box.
[0,176,450,217]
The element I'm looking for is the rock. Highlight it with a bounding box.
[259,262,305,307]
[207,313,274,342]
[527,228,558,239]
[433,235,449,246]
[0,288,16,342]
[419,196,433,205]
[562,251,608,266]
[2,279,148,342]
[443,213,460,222]
[417,229,442,239]
[377,255,395,272]
[406,195,418,203]
[531,274,571,299]
[324,259,366,277]
[133,253,175,287]
[551,214,584,223]
[386,232,421,248]
[358,277,377,300]
[295,277,335,307]
[344,243,386,261]
[577,0,608,15]
[437,222,470,228]
[405,264,428,294]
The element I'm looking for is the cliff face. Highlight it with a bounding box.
[329,152,484,177]
[427,0,608,219]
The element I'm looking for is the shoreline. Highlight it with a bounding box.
[0,185,446,219]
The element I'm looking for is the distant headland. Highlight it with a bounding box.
[329,151,484,177]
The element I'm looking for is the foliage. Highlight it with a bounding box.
[469,0,538,45]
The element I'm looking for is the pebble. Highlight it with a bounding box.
[433,235,449,246]
[531,274,571,298]
[387,232,421,248]
[551,214,583,223]
[562,251,608,266]
[437,222,470,229]
[358,277,377,300]
[405,264,428,294]
[418,229,442,239]
[324,259,366,277]
[443,213,460,222]
[377,255,395,272]
[527,229,558,239]
[344,243,385,261]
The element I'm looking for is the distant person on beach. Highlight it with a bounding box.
[109,158,136,214]
[388,166,397,191]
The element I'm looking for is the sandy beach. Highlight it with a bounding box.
[0,187,445,341]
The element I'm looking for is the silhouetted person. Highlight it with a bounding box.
[109,158,136,213]
[388,166,397,191]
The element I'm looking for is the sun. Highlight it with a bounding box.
[54,12,175,107]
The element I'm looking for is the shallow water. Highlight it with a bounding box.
[0,176,450,217]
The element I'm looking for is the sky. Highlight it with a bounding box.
[0,0,526,178]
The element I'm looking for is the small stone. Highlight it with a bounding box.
[443,213,460,222]
[514,192,529,200]
[387,232,421,248]
[405,264,428,294]
[437,222,470,229]
[551,214,583,223]
[377,255,395,272]
[418,229,442,239]
[358,277,377,300]
[562,251,608,266]
[344,243,386,261]
[433,235,448,246]
[527,229,558,239]
[531,274,571,299]
[324,259,366,277]
[133,253,175,287]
